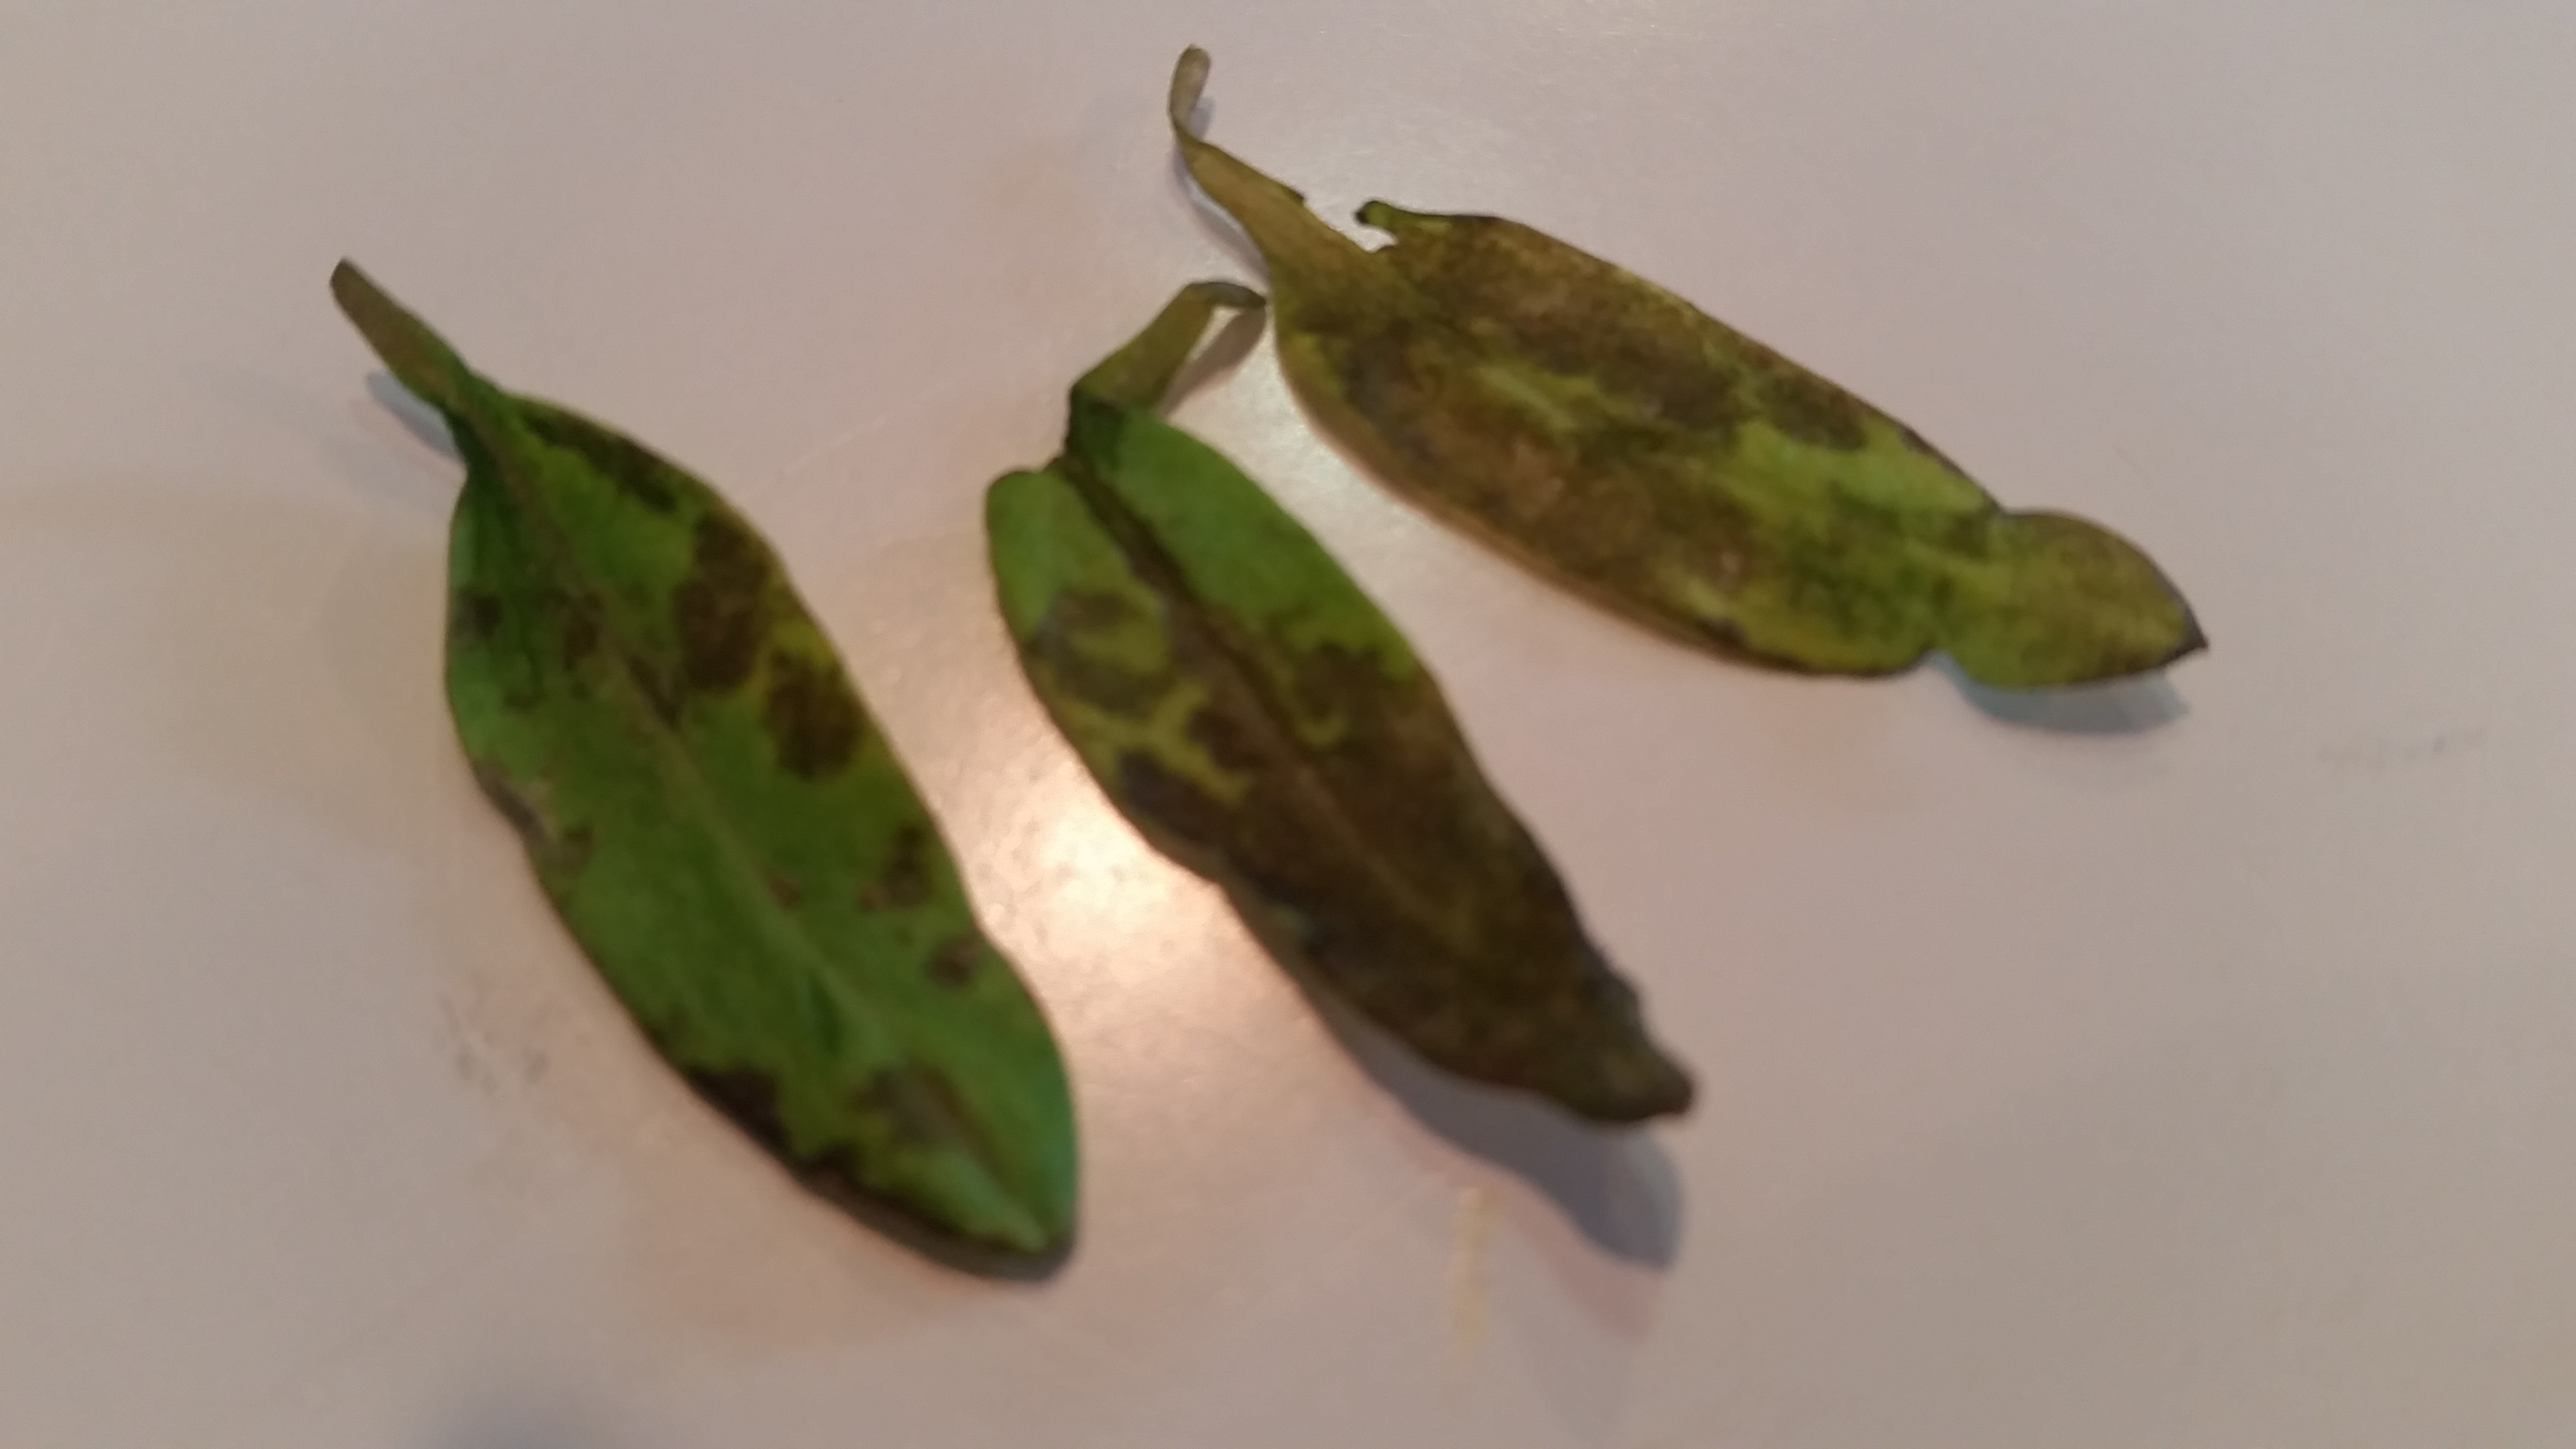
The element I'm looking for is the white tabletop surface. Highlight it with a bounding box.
[9,3,2576,1445]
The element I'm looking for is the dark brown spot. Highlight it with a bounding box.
[1764,371,1868,450]
[1897,421,1967,473]
[1185,700,1264,775]
[624,652,683,725]
[472,762,597,874]
[926,935,979,989]
[858,1063,985,1155]
[1115,752,1241,856]
[454,589,504,643]
[673,511,772,694]
[804,1143,869,1202]
[1052,590,1142,633]
[766,870,802,908]
[1372,214,1741,436]
[763,650,864,779]
[560,601,601,669]
[473,761,546,842]
[858,824,933,912]
[684,1066,787,1147]
[1032,591,1170,715]
[523,405,681,513]
[1036,647,1169,717]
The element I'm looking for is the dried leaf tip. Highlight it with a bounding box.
[1074,279,1265,412]
[330,260,468,414]
[1169,45,1212,137]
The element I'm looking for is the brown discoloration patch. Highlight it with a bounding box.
[1003,259,1696,1117]
[688,1071,1062,1275]
[623,651,683,726]
[1184,699,1264,774]
[926,935,980,989]
[1051,590,1144,635]
[859,1063,987,1156]
[766,870,802,908]
[1376,213,1742,436]
[684,1065,788,1148]
[522,405,681,513]
[549,824,596,875]
[1113,752,1246,872]
[1762,371,1868,451]
[454,588,505,643]
[673,510,772,694]
[858,824,933,912]
[1032,591,1170,716]
[1035,646,1169,717]
[474,762,545,840]
[471,760,589,871]
[1331,328,1675,590]
[1073,549,1689,1120]
[1898,422,1964,470]
[559,600,601,669]
[762,649,863,779]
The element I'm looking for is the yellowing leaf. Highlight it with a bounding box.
[1167,48,2204,689]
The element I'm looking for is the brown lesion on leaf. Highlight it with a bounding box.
[1115,751,1241,856]
[673,509,773,694]
[1897,421,1964,470]
[1099,620,1689,1118]
[926,935,980,989]
[474,760,597,874]
[559,599,601,669]
[1371,212,1743,436]
[858,1062,988,1157]
[762,648,864,780]
[1331,327,1674,589]
[474,762,544,837]
[857,823,933,912]
[684,1065,788,1147]
[1762,369,1868,451]
[1030,590,1170,717]
[766,870,802,908]
[522,404,682,513]
[683,1065,1063,1275]
[1184,698,1265,774]
[623,650,683,726]
[452,588,505,644]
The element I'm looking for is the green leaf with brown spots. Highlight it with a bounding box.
[1166,48,2204,689]
[332,262,1075,1269]
[987,281,1692,1122]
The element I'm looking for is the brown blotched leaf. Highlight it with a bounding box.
[987,281,1692,1122]
[1167,47,2204,690]
[334,263,1076,1267]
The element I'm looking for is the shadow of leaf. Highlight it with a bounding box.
[1938,656,2192,735]
[366,370,459,459]
[1306,992,1683,1269]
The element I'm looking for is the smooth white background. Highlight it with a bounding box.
[7,3,2575,1444]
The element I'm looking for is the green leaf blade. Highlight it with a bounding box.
[342,264,1076,1267]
